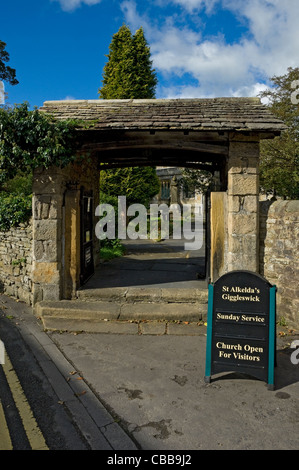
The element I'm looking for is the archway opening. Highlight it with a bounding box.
[76,143,227,296]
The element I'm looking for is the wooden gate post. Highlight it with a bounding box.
[210,192,226,282]
[63,188,81,299]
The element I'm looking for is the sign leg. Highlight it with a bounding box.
[204,284,214,382]
[267,286,276,391]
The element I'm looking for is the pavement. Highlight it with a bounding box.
[0,238,299,451]
[85,237,208,290]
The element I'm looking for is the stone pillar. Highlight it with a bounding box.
[32,167,65,304]
[227,136,260,273]
[32,155,100,305]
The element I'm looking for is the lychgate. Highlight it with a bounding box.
[32,98,286,307]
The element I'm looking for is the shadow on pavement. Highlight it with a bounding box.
[83,237,208,290]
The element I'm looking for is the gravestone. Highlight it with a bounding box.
[204,270,276,390]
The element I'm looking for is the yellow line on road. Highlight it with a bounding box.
[0,400,13,450]
[2,352,48,450]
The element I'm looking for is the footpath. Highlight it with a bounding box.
[0,293,298,451]
[0,238,298,450]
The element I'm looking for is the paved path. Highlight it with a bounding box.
[1,238,299,450]
[1,294,299,451]
[83,237,207,291]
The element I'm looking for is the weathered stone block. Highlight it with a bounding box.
[228,141,260,174]
[33,240,44,260]
[228,212,258,235]
[227,251,258,272]
[32,262,61,284]
[228,174,259,196]
[33,220,61,243]
[230,233,258,254]
[228,195,258,213]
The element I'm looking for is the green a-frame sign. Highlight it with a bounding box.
[204,271,276,390]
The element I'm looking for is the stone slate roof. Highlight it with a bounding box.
[40,98,287,133]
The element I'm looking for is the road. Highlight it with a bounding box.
[0,311,90,450]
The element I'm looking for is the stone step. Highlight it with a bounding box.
[76,286,208,303]
[35,288,208,334]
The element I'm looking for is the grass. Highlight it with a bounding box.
[100,239,126,261]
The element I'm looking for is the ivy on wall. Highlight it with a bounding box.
[0,102,78,183]
[0,102,79,230]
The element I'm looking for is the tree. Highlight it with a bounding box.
[99,25,160,208]
[180,167,214,197]
[259,67,299,199]
[0,40,18,85]
[100,166,160,208]
[99,25,157,99]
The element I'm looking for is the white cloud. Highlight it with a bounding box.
[52,0,102,12]
[166,0,219,14]
[122,0,299,98]
[120,0,145,31]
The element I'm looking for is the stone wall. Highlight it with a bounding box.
[0,220,33,304]
[260,199,299,328]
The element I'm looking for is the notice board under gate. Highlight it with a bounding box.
[204,270,276,390]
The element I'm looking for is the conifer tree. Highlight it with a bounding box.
[99,25,159,208]
[99,25,157,99]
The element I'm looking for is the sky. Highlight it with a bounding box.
[1,0,299,108]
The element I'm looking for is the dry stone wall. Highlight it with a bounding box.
[260,199,299,328]
[0,220,33,304]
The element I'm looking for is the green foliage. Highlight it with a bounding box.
[259,67,299,200]
[2,171,33,194]
[180,168,214,196]
[0,103,79,230]
[99,25,157,99]
[0,193,32,231]
[98,191,125,260]
[100,166,160,208]
[0,170,33,231]
[99,191,119,213]
[0,40,18,85]
[100,238,125,261]
[0,102,78,185]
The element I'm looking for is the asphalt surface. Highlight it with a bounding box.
[0,293,298,451]
[86,236,208,290]
[0,238,298,452]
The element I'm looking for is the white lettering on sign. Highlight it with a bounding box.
[221,285,261,302]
